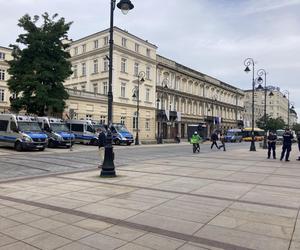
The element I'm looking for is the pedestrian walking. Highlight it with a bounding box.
[297,131,300,161]
[210,131,219,149]
[267,131,277,159]
[218,133,226,151]
[280,128,294,162]
[98,128,107,168]
[191,131,201,153]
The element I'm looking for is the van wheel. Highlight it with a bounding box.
[115,139,120,145]
[15,142,23,152]
[127,142,132,146]
[38,147,45,151]
[90,139,98,146]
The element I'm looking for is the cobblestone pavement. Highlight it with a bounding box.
[0,141,249,180]
[0,143,299,249]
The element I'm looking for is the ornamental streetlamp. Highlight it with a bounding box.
[208,94,218,134]
[132,71,145,145]
[244,58,256,151]
[282,90,290,129]
[156,78,169,144]
[101,0,134,177]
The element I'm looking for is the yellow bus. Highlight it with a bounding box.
[242,128,265,141]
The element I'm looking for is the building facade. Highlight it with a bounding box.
[0,46,13,113]
[156,55,244,140]
[64,27,158,142]
[243,86,290,127]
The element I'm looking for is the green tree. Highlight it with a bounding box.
[256,115,286,132]
[7,13,73,115]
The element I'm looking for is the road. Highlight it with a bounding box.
[0,142,251,180]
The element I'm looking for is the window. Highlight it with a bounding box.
[0,52,5,60]
[103,58,109,72]
[122,37,127,47]
[121,82,126,98]
[82,44,86,53]
[94,40,99,49]
[81,63,86,76]
[93,83,98,93]
[71,124,83,132]
[81,84,86,92]
[10,121,17,132]
[74,47,78,55]
[146,66,150,79]
[103,82,108,95]
[0,89,4,101]
[73,65,78,78]
[133,112,138,129]
[93,59,98,74]
[134,63,139,76]
[100,115,106,124]
[135,43,139,53]
[121,58,127,73]
[86,114,93,120]
[104,36,109,45]
[146,88,150,102]
[145,118,150,131]
[0,69,5,80]
[146,48,150,57]
[121,116,126,125]
[0,120,8,131]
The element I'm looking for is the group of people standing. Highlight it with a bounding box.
[267,128,300,162]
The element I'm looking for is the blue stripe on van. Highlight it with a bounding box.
[0,135,17,142]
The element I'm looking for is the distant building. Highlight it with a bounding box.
[243,86,289,127]
[290,108,298,126]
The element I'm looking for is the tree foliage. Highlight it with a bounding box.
[256,114,286,132]
[7,13,73,115]
[292,123,300,133]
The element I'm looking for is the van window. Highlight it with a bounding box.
[0,120,8,131]
[10,121,18,132]
[86,125,94,133]
[71,124,83,132]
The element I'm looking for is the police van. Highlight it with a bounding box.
[0,114,48,151]
[37,117,75,148]
[66,119,98,145]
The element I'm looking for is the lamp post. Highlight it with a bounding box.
[157,78,169,144]
[244,58,256,151]
[209,94,218,133]
[256,69,268,149]
[101,0,134,177]
[132,71,145,145]
[282,90,290,129]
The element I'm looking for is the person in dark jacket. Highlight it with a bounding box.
[98,128,107,167]
[211,131,219,149]
[267,131,277,159]
[280,129,294,162]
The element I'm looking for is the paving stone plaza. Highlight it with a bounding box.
[0,143,300,250]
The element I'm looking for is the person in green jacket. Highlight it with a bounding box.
[191,131,201,153]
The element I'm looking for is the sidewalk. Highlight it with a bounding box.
[0,147,300,249]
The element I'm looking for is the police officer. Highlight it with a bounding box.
[280,128,294,162]
[267,131,277,159]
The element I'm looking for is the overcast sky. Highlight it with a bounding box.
[1,0,300,119]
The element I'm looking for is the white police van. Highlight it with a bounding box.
[0,114,48,151]
[37,117,75,148]
[66,119,98,145]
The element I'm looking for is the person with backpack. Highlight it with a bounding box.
[191,131,201,153]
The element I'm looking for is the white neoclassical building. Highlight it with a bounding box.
[156,55,244,140]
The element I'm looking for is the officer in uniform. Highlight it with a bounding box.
[280,129,294,162]
[267,131,277,159]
